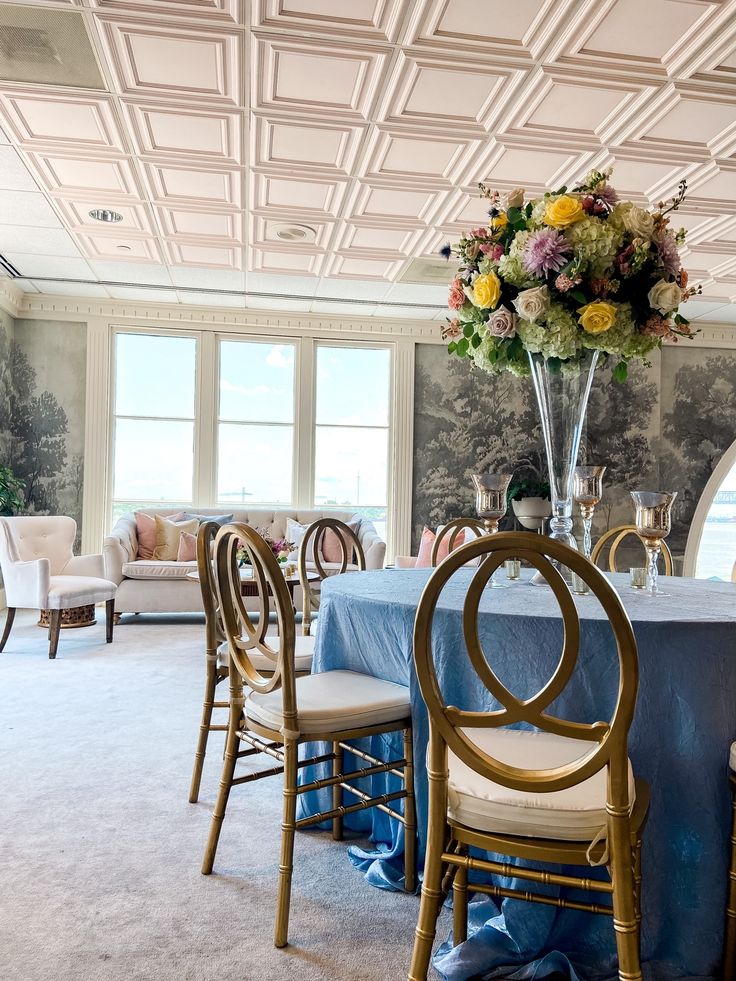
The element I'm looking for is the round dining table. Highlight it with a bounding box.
[297,567,736,981]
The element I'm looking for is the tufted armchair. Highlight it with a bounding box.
[0,516,117,659]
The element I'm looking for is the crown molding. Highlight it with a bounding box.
[0,278,22,318]
[13,289,443,340]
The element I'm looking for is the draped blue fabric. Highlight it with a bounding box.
[296,568,736,980]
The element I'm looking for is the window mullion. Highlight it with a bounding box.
[195,331,217,507]
[296,336,315,509]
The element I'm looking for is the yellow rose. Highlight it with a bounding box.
[491,213,508,232]
[577,301,617,334]
[544,195,585,229]
[471,272,501,310]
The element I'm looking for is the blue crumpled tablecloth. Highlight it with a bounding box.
[296,568,736,980]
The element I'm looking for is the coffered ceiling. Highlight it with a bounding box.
[0,0,735,321]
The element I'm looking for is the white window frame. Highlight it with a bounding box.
[312,338,395,543]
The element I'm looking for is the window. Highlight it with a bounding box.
[314,345,391,541]
[217,340,295,506]
[694,461,736,580]
[107,330,399,551]
[111,332,197,522]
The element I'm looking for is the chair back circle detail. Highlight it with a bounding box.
[591,523,674,575]
[430,517,486,566]
[413,531,639,800]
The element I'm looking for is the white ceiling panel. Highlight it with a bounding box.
[0,0,732,318]
[8,254,94,279]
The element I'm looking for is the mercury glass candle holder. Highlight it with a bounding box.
[631,490,677,597]
[472,472,513,588]
[573,465,606,560]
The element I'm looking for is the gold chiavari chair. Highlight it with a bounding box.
[591,524,674,576]
[298,517,366,637]
[408,531,649,981]
[724,743,736,978]
[202,523,416,948]
[430,518,485,567]
[189,521,314,804]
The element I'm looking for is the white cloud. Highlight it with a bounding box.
[266,345,294,369]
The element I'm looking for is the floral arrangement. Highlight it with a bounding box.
[441,170,699,381]
[236,530,295,566]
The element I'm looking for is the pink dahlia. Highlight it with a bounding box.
[655,229,681,278]
[522,228,571,276]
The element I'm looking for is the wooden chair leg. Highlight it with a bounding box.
[48,610,62,659]
[0,607,16,652]
[724,776,736,980]
[189,650,220,804]
[408,818,448,980]
[274,739,298,948]
[105,600,115,643]
[332,740,344,841]
[608,813,642,981]
[403,727,417,893]
[201,708,240,875]
[452,859,468,946]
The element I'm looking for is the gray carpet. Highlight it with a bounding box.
[0,612,446,981]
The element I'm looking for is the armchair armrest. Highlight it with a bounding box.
[356,519,386,570]
[394,555,417,569]
[63,553,105,578]
[3,556,50,609]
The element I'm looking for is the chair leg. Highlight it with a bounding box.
[0,607,16,652]
[105,600,115,643]
[274,739,298,948]
[724,777,736,980]
[48,610,61,659]
[201,707,240,875]
[452,855,468,946]
[332,740,344,841]
[408,820,448,980]
[189,650,220,804]
[608,812,642,981]
[403,727,417,893]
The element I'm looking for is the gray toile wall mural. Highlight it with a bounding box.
[412,340,735,568]
[0,316,87,541]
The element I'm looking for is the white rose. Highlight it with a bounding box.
[513,285,551,322]
[506,188,524,209]
[648,278,682,314]
[621,202,655,240]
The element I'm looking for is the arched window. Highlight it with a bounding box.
[684,439,736,580]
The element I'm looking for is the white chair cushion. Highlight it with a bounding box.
[46,576,117,609]
[447,728,635,842]
[730,741,736,773]
[246,669,410,735]
[122,560,197,580]
[217,634,315,674]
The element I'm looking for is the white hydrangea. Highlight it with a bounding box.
[579,302,657,359]
[566,217,622,277]
[516,302,581,361]
[497,231,536,288]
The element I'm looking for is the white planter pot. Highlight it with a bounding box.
[512,496,552,532]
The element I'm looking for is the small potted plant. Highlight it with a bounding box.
[507,475,552,531]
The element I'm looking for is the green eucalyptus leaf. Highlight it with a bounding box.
[471,333,482,348]
[457,337,469,357]
[570,290,587,304]
[463,322,475,337]
[613,360,628,383]
[447,341,457,354]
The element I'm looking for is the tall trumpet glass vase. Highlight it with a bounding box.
[528,351,599,548]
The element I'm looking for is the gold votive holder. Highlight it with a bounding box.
[283,562,297,578]
[505,559,521,580]
[629,567,647,590]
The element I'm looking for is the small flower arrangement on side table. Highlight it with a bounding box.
[236,530,295,567]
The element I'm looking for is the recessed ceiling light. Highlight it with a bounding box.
[89,208,123,223]
[272,223,316,242]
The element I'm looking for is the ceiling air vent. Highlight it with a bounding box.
[0,6,104,89]
[398,257,453,285]
[0,253,21,277]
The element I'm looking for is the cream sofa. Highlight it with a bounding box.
[103,507,385,615]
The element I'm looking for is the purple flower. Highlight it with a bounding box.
[655,229,681,278]
[522,228,572,276]
[597,184,618,209]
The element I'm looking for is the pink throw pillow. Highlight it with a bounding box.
[321,519,361,564]
[177,531,197,562]
[415,526,464,568]
[134,511,187,559]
